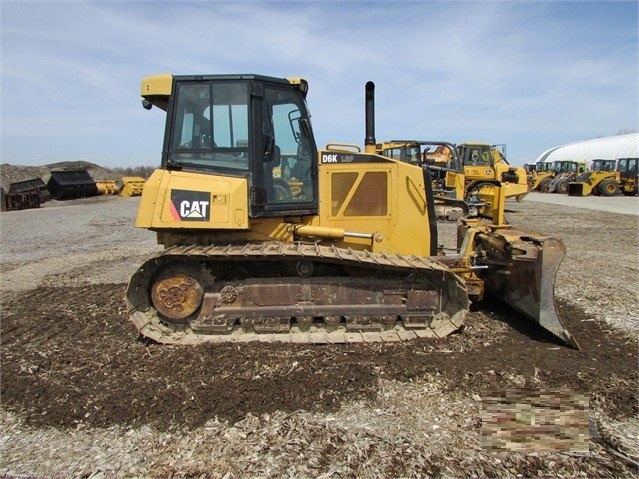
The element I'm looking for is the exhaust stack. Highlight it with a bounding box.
[365,81,376,153]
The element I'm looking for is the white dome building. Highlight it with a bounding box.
[536,133,638,165]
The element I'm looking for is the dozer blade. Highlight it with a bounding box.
[476,230,579,349]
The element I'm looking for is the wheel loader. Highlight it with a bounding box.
[126,73,577,349]
[528,161,554,191]
[538,161,588,193]
[568,158,638,196]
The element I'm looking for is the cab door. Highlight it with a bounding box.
[250,83,318,217]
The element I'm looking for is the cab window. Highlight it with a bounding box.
[168,81,250,171]
[260,86,316,205]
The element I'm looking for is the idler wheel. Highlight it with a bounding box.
[151,265,205,322]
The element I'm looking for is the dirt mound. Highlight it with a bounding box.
[0,161,119,191]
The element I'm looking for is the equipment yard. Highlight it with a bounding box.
[1,194,638,478]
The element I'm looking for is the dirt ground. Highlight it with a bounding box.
[0,195,637,478]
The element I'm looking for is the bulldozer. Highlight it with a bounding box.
[375,141,425,166]
[126,74,577,349]
[454,142,529,201]
[377,141,529,200]
[376,140,529,218]
[568,158,638,196]
[618,158,639,195]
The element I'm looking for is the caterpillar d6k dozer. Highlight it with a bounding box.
[126,74,578,349]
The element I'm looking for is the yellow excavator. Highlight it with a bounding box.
[126,74,577,349]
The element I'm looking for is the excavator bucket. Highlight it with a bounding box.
[457,220,579,349]
[1,178,50,211]
[119,176,146,197]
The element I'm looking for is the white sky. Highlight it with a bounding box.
[1,0,637,167]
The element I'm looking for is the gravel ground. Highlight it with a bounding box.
[524,191,639,216]
[0,194,637,478]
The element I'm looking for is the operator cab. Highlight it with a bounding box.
[458,144,492,166]
[617,158,638,179]
[591,159,617,172]
[155,74,318,218]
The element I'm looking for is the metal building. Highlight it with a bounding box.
[536,133,638,164]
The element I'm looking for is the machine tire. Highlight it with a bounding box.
[555,179,569,194]
[598,179,620,197]
[538,177,552,193]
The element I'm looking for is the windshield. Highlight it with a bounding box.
[592,160,615,171]
[462,145,491,166]
[554,162,576,173]
[381,144,422,165]
[168,81,250,171]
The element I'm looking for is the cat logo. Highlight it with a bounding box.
[169,189,211,221]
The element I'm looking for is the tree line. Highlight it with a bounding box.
[112,165,156,179]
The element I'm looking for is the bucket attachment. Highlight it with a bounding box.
[95,179,119,195]
[120,176,146,197]
[567,182,590,196]
[1,178,50,211]
[47,170,98,200]
[458,221,579,349]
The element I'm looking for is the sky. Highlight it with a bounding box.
[1,0,637,168]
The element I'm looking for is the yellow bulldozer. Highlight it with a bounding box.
[568,158,638,196]
[375,141,425,166]
[126,74,577,349]
[454,142,529,200]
